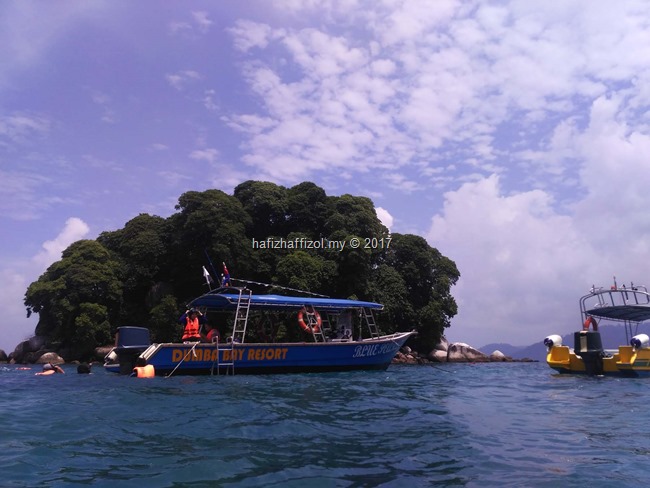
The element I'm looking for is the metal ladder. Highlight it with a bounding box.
[231,288,252,343]
[320,312,332,339]
[304,305,326,342]
[210,337,233,375]
[362,308,380,339]
[216,288,252,375]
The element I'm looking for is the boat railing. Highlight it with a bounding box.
[580,283,650,317]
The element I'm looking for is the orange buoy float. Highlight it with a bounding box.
[297,307,322,334]
[583,316,598,331]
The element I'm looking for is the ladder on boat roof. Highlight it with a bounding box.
[362,308,380,339]
[231,288,252,343]
[302,305,326,342]
[216,288,252,375]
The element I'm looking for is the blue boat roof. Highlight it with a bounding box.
[188,290,383,312]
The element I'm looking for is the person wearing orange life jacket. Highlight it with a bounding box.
[203,322,220,343]
[179,308,206,342]
[131,357,155,378]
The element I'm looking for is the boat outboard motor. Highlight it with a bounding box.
[114,326,151,375]
[574,330,605,375]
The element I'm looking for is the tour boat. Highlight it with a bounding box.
[105,286,416,376]
[544,281,650,376]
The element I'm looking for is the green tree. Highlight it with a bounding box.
[97,213,171,325]
[149,295,182,342]
[382,233,460,350]
[73,303,112,358]
[285,182,330,237]
[170,189,254,299]
[234,181,288,238]
[25,240,123,359]
[274,251,336,294]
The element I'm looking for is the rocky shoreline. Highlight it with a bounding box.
[0,335,536,366]
[0,335,113,366]
[392,336,536,364]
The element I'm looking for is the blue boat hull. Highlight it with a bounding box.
[106,332,415,376]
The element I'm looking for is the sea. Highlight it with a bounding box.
[2,362,650,488]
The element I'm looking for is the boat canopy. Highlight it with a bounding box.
[188,289,384,312]
[582,284,650,323]
[585,305,650,323]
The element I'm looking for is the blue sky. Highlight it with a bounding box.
[2,0,650,354]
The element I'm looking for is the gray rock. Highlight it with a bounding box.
[427,349,448,362]
[95,346,114,361]
[0,349,7,362]
[36,352,65,365]
[435,336,449,352]
[28,336,47,352]
[489,350,510,362]
[447,342,489,362]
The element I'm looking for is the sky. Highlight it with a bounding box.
[2,0,650,354]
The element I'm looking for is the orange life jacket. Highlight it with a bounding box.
[182,316,201,340]
[134,364,155,378]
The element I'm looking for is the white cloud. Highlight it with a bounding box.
[0,217,90,352]
[229,20,276,52]
[0,266,36,352]
[189,148,219,164]
[0,2,109,89]
[170,10,214,36]
[428,174,595,347]
[165,70,202,91]
[191,11,213,33]
[224,0,650,199]
[375,207,393,230]
[0,112,50,146]
[33,217,90,269]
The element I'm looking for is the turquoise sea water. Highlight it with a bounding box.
[2,362,650,487]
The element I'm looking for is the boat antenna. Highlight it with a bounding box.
[203,249,220,283]
[230,278,330,298]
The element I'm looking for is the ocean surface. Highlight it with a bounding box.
[2,362,650,487]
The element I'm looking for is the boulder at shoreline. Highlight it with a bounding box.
[395,335,520,364]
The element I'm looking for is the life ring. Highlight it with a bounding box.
[583,316,598,331]
[297,307,321,334]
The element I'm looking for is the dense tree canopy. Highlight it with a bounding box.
[24,181,459,360]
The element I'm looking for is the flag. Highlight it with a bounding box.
[221,262,231,287]
[202,266,214,287]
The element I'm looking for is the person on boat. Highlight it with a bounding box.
[179,308,205,342]
[35,363,65,375]
[332,311,353,341]
[131,357,155,378]
[203,322,220,343]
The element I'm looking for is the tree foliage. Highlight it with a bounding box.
[24,181,459,359]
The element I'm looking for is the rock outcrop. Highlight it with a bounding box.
[10,335,65,364]
[394,336,517,364]
[36,352,65,365]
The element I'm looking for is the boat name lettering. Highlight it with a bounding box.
[170,347,288,363]
[247,348,289,361]
[352,343,396,358]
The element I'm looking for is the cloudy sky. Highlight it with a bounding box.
[2,0,650,354]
